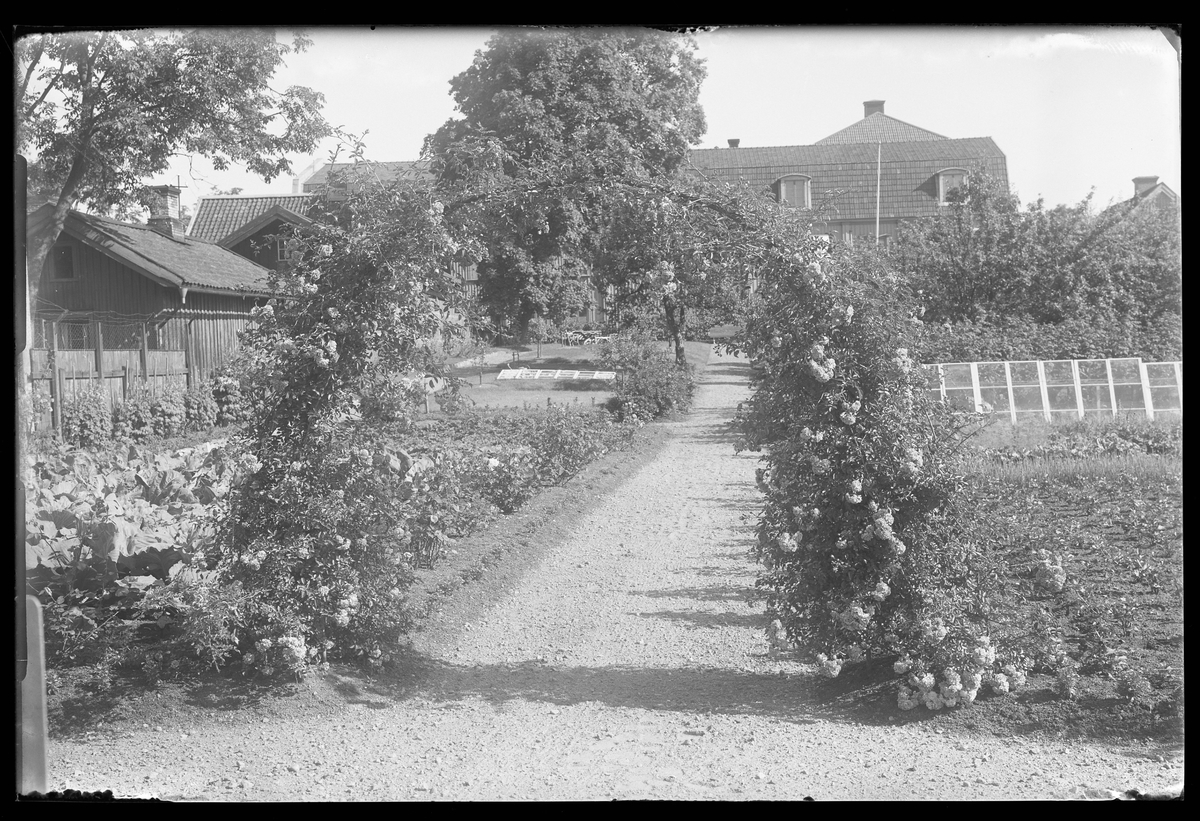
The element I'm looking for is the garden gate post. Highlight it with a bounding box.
[1104,359,1118,417]
[184,319,194,389]
[1035,360,1052,422]
[1139,360,1155,421]
[1070,360,1085,419]
[1003,361,1018,425]
[122,365,129,400]
[1174,363,1183,415]
[53,368,64,438]
[48,322,60,434]
[140,321,150,382]
[969,363,982,413]
[93,319,105,379]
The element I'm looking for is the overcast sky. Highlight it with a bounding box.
[161,25,1180,215]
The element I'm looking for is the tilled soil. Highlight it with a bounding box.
[44,354,1183,801]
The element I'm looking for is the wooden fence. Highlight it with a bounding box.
[26,317,213,436]
[925,357,1183,423]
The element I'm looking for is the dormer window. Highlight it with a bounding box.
[938,168,968,205]
[777,175,812,209]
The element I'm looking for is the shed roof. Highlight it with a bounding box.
[188,194,312,243]
[35,206,274,296]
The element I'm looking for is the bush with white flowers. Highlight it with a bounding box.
[732,239,1026,709]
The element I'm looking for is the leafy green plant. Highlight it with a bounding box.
[211,365,252,426]
[184,382,219,431]
[60,385,113,449]
[151,386,187,439]
[599,331,694,419]
[24,442,237,667]
[112,387,155,443]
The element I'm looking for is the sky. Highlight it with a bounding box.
[154,25,1181,216]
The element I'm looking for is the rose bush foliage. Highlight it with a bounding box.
[217,170,477,672]
[732,237,1025,709]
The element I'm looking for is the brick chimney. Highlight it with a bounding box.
[147,184,181,238]
[864,100,886,117]
[727,139,740,148]
[1133,176,1160,197]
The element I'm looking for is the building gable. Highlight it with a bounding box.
[188,194,313,243]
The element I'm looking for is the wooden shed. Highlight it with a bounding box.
[26,200,274,429]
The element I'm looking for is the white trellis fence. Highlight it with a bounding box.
[924,358,1182,423]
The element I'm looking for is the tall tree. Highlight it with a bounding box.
[17,28,330,302]
[425,27,707,335]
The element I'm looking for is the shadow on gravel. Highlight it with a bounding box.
[639,584,757,603]
[689,495,758,513]
[636,609,763,629]
[699,361,751,380]
[356,657,825,724]
[50,669,285,739]
[49,677,147,738]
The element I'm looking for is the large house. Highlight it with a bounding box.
[687,100,1010,246]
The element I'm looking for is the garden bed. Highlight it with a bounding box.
[810,453,1183,746]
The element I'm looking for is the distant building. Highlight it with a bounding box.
[687,100,1010,246]
[187,193,313,271]
[1127,175,1179,212]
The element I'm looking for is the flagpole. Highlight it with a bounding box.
[875,141,882,244]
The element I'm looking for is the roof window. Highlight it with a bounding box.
[938,169,968,205]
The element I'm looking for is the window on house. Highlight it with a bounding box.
[778,176,812,208]
[938,169,968,205]
[51,245,76,280]
[276,239,296,262]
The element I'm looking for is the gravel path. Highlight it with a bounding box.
[47,353,1181,801]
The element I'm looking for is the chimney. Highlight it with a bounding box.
[864,100,886,118]
[1133,176,1160,197]
[728,139,740,148]
[292,175,301,194]
[147,184,181,238]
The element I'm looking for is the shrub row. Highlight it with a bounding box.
[56,371,247,450]
[597,331,695,420]
[218,404,638,676]
[27,404,640,680]
[736,242,1035,712]
[917,313,1183,364]
[979,416,1183,463]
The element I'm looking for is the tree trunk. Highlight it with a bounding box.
[662,298,687,368]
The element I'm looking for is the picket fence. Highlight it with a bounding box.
[924,357,1182,423]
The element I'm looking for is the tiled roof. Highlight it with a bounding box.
[302,160,433,189]
[188,194,312,243]
[687,137,1007,222]
[62,209,273,295]
[815,112,948,144]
